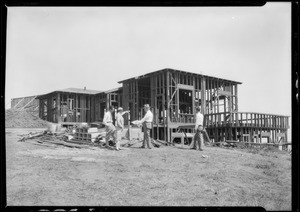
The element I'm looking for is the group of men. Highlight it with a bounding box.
[102,104,153,150]
[102,103,205,151]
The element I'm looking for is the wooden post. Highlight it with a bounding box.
[201,77,206,114]
[166,71,171,143]
[48,95,52,122]
[56,92,61,123]
[135,80,139,120]
[259,128,262,143]
[128,109,131,140]
[39,99,42,119]
[234,84,238,111]
[162,73,167,141]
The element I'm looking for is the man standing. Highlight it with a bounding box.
[137,104,153,149]
[192,106,204,151]
[115,107,130,151]
[103,105,117,148]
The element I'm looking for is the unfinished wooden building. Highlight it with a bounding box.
[118,68,290,144]
[36,87,123,123]
[37,88,101,123]
[19,68,289,145]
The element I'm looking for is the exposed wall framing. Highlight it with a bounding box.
[118,68,289,144]
[36,87,123,123]
[95,88,123,122]
[17,68,289,145]
[37,89,99,123]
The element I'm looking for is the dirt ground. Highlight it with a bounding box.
[5,128,291,210]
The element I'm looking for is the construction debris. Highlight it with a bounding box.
[74,127,105,143]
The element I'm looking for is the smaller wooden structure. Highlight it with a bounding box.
[36,87,123,123]
[11,95,39,116]
[37,88,101,123]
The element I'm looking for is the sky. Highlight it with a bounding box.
[6,4,291,119]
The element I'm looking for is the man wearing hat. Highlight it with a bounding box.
[103,105,117,148]
[192,106,204,151]
[115,107,130,150]
[137,104,153,149]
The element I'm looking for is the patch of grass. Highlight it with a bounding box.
[234,144,287,157]
[263,169,278,177]
[254,161,275,169]
[255,164,271,169]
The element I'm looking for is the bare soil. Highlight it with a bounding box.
[5,109,50,128]
[6,128,291,210]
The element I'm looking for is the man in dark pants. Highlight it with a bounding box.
[192,106,204,151]
[137,104,153,149]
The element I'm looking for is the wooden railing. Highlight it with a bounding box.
[170,113,195,123]
[204,112,290,129]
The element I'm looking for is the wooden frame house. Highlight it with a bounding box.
[15,68,289,145]
[37,88,101,123]
[119,68,289,144]
[36,87,123,124]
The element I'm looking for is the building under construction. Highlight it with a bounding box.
[118,68,289,144]
[11,68,290,144]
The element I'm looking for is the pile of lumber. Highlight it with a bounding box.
[17,124,164,149]
[18,130,95,149]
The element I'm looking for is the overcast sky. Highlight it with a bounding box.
[6,3,291,118]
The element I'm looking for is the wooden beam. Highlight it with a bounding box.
[12,97,25,109]
[201,77,206,114]
[166,71,170,143]
[19,96,37,110]
[177,84,194,90]
[56,93,61,123]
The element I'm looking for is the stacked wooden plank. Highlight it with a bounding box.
[74,127,101,143]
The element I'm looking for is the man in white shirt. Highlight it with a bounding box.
[115,107,130,150]
[192,106,204,151]
[137,104,153,149]
[103,105,116,148]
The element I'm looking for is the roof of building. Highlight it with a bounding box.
[118,68,242,84]
[36,88,102,99]
[56,88,102,95]
[103,87,122,94]
[11,95,40,101]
